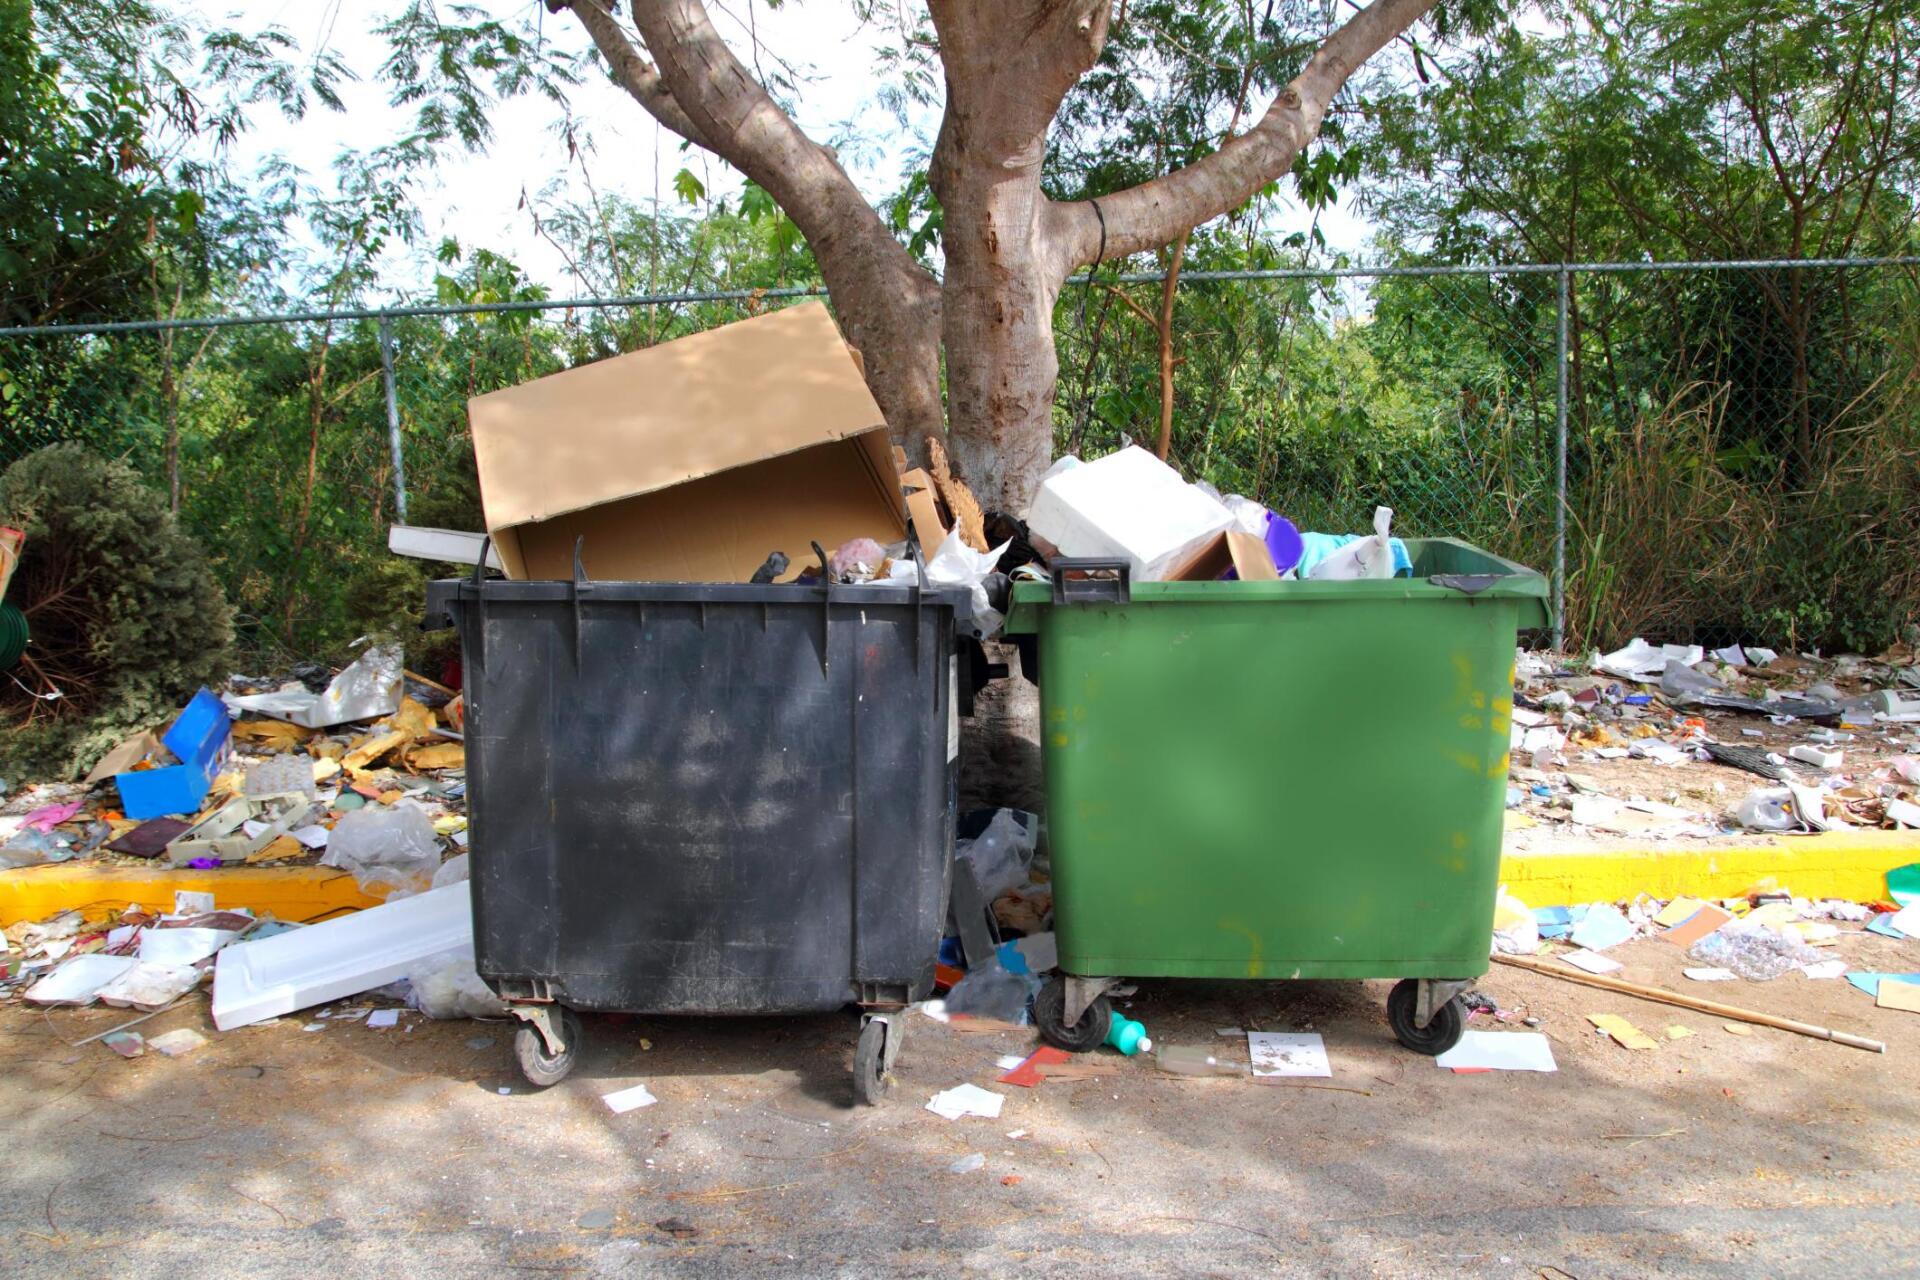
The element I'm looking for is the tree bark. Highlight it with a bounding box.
[929,0,1108,508]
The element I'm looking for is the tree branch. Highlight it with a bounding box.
[561,0,713,150]
[1045,0,1436,270]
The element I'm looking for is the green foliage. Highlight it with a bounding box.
[0,443,234,780]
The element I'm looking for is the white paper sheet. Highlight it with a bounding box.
[1683,967,1738,981]
[1248,1031,1331,1078]
[1562,949,1624,974]
[367,1008,400,1028]
[925,1083,1005,1120]
[1435,1031,1558,1072]
[1570,904,1637,951]
[602,1084,658,1114]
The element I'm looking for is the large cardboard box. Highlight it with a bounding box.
[468,302,904,582]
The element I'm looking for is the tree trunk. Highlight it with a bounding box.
[937,172,1069,513]
[928,0,1109,512]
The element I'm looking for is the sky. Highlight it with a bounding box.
[218,0,1374,301]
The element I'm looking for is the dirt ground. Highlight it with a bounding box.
[4,924,1917,1278]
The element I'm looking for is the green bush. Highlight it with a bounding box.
[0,443,234,779]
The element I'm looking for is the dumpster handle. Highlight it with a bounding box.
[811,541,832,675]
[569,534,592,670]
[1050,558,1132,606]
[469,536,492,676]
[1428,573,1509,596]
[905,527,928,672]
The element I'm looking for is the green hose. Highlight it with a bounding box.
[0,600,27,670]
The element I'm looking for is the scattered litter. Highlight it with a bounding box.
[101,1030,145,1058]
[1248,1031,1331,1078]
[1684,967,1738,982]
[1865,914,1907,941]
[1664,1025,1693,1040]
[1433,1031,1557,1072]
[1876,979,1920,1014]
[603,1084,659,1114]
[223,642,403,728]
[1800,959,1849,980]
[1689,923,1820,980]
[1844,972,1920,998]
[1569,904,1636,952]
[1562,949,1624,975]
[367,1008,400,1028]
[147,1028,208,1057]
[25,954,136,1006]
[1723,1023,1752,1036]
[1588,1013,1659,1050]
[998,1047,1070,1088]
[926,1083,1005,1120]
[947,1153,986,1174]
[1663,903,1735,948]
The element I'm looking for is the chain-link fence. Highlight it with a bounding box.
[2,259,1916,663]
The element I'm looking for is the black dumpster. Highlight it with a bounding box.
[425,552,969,1103]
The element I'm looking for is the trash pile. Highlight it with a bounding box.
[1493,866,1920,1036]
[0,637,492,1034]
[1505,640,1920,842]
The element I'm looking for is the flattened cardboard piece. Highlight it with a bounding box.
[901,466,948,548]
[1167,529,1279,582]
[1226,530,1279,580]
[86,731,165,786]
[1662,903,1735,948]
[469,302,904,582]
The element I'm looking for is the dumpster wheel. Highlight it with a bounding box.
[853,1016,892,1107]
[1034,977,1112,1054]
[1386,979,1465,1055]
[514,1006,583,1087]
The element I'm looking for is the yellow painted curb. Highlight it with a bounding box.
[0,864,382,927]
[1499,830,1920,906]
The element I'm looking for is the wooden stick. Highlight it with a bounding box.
[1491,952,1885,1053]
[403,668,458,698]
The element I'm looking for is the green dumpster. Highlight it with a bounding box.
[1003,538,1550,1055]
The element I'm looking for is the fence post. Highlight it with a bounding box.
[1553,268,1569,652]
[378,315,409,524]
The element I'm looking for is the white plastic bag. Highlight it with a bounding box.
[431,852,470,888]
[322,802,441,895]
[1732,788,1797,832]
[956,809,1038,901]
[406,943,507,1019]
[925,528,1011,639]
[1491,885,1539,955]
[1306,506,1395,580]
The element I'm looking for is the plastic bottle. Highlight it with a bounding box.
[1105,1010,1151,1056]
[1154,1044,1241,1076]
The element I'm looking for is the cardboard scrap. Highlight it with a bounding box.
[343,730,410,774]
[998,1046,1071,1088]
[1876,978,1920,1014]
[229,720,314,747]
[405,742,466,771]
[1588,1013,1659,1050]
[1663,903,1735,948]
[1654,897,1707,927]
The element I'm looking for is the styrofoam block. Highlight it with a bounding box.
[211,881,473,1030]
[1026,446,1233,582]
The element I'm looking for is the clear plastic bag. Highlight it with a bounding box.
[321,802,440,895]
[430,852,470,888]
[406,944,506,1019]
[956,809,1037,901]
[942,957,1038,1023]
[1688,923,1820,980]
[1732,788,1797,832]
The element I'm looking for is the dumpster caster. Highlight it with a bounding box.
[853,1013,897,1107]
[1035,977,1112,1054]
[1386,979,1466,1056]
[512,1005,582,1087]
